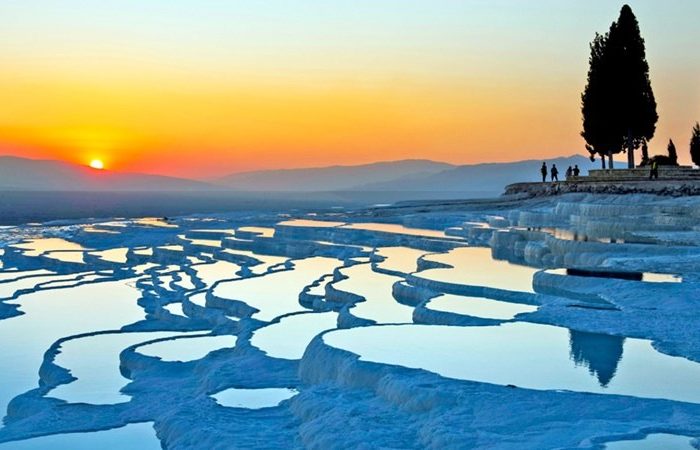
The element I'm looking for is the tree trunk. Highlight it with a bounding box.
[627,148,634,168]
[608,153,614,169]
[601,154,606,169]
[626,130,635,169]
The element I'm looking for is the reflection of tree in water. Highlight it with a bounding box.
[569,330,625,387]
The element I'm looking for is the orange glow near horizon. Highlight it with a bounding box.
[0,71,591,177]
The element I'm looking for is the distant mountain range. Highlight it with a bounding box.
[215,159,454,191]
[353,155,597,196]
[0,156,216,191]
[0,155,597,197]
[216,155,596,197]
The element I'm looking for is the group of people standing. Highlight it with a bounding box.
[540,162,580,182]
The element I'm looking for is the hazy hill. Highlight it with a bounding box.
[0,156,215,191]
[216,155,597,197]
[216,159,455,191]
[353,155,598,197]
[0,155,599,198]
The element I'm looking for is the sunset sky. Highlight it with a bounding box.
[0,1,698,178]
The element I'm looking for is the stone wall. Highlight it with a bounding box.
[575,166,699,182]
[504,179,700,198]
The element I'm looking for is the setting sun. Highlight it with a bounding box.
[89,159,104,170]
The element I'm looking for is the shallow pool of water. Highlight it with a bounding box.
[417,247,537,294]
[134,218,176,228]
[237,227,275,238]
[90,248,129,264]
[0,279,146,419]
[342,222,450,238]
[48,331,184,404]
[44,251,85,264]
[212,257,342,322]
[334,264,413,324]
[604,433,696,449]
[12,238,87,257]
[426,294,537,320]
[323,322,700,404]
[251,312,338,359]
[212,387,298,409]
[164,303,186,317]
[137,335,236,362]
[374,247,428,274]
[277,219,345,228]
[0,273,81,298]
[0,422,161,450]
[218,249,288,275]
[183,237,222,248]
[191,261,240,287]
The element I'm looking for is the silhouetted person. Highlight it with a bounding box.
[565,166,573,178]
[649,160,659,179]
[573,165,580,177]
[540,162,547,182]
[551,164,559,182]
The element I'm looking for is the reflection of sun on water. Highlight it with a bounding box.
[89,159,104,170]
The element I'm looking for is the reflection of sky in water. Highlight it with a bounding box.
[42,273,104,288]
[0,269,53,282]
[419,247,536,294]
[212,257,341,322]
[134,218,177,228]
[173,272,196,290]
[44,251,85,264]
[90,248,129,263]
[251,312,338,360]
[427,294,537,320]
[218,249,288,274]
[157,275,175,291]
[0,273,73,297]
[179,234,222,248]
[12,238,88,256]
[0,279,145,419]
[188,292,207,307]
[212,388,297,409]
[191,261,240,287]
[277,219,344,228]
[375,247,427,274]
[307,274,333,296]
[334,264,413,324]
[158,245,184,252]
[164,303,186,317]
[137,335,236,362]
[342,222,449,238]
[133,247,153,256]
[48,331,187,404]
[0,422,161,450]
[604,433,695,449]
[324,322,700,404]
[237,227,275,238]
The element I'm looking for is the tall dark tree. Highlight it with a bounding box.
[640,141,649,166]
[691,122,700,167]
[667,139,677,165]
[581,5,658,169]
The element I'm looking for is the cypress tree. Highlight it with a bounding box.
[581,5,658,169]
[582,33,617,169]
[667,139,677,165]
[691,123,700,167]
